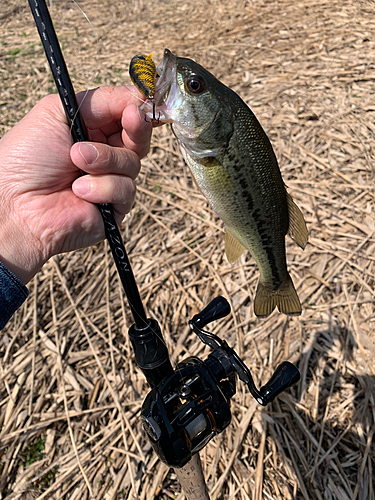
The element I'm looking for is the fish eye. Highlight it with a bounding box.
[186,75,205,94]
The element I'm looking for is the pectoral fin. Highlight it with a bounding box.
[190,171,199,189]
[286,192,308,249]
[225,229,247,263]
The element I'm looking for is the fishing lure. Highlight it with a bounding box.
[129,53,158,122]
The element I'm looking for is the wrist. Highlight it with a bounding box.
[0,220,47,285]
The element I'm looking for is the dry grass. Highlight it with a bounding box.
[1,0,375,498]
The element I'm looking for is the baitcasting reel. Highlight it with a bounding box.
[140,296,300,468]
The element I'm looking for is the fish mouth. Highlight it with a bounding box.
[142,49,178,123]
[154,49,176,104]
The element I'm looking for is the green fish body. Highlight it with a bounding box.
[142,49,308,317]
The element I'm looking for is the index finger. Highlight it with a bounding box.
[76,86,145,130]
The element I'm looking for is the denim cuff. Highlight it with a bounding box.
[0,261,29,330]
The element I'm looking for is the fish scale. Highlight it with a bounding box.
[140,49,308,317]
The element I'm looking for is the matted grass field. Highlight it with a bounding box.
[1,0,374,498]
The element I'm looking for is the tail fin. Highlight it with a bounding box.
[254,275,301,318]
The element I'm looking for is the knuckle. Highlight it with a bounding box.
[39,94,58,107]
[36,95,61,117]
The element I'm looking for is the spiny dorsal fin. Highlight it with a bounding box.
[286,192,308,250]
[225,229,247,263]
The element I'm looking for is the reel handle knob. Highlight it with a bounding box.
[259,361,300,405]
[190,296,231,329]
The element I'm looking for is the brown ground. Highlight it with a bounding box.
[1,0,375,499]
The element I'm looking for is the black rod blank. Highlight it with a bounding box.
[28,0,147,328]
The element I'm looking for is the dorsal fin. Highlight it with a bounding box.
[286,192,308,249]
[225,229,247,263]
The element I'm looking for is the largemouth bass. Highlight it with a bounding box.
[141,49,308,317]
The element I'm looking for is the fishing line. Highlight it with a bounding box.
[68,0,100,137]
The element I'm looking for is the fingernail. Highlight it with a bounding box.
[73,178,90,196]
[79,143,99,165]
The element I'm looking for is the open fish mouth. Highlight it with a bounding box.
[154,49,175,105]
[142,49,179,123]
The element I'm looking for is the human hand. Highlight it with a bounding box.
[0,86,152,284]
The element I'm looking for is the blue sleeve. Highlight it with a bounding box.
[0,261,29,330]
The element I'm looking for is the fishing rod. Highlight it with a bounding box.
[27,1,208,498]
[28,2,301,498]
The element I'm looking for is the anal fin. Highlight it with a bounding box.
[225,229,247,263]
